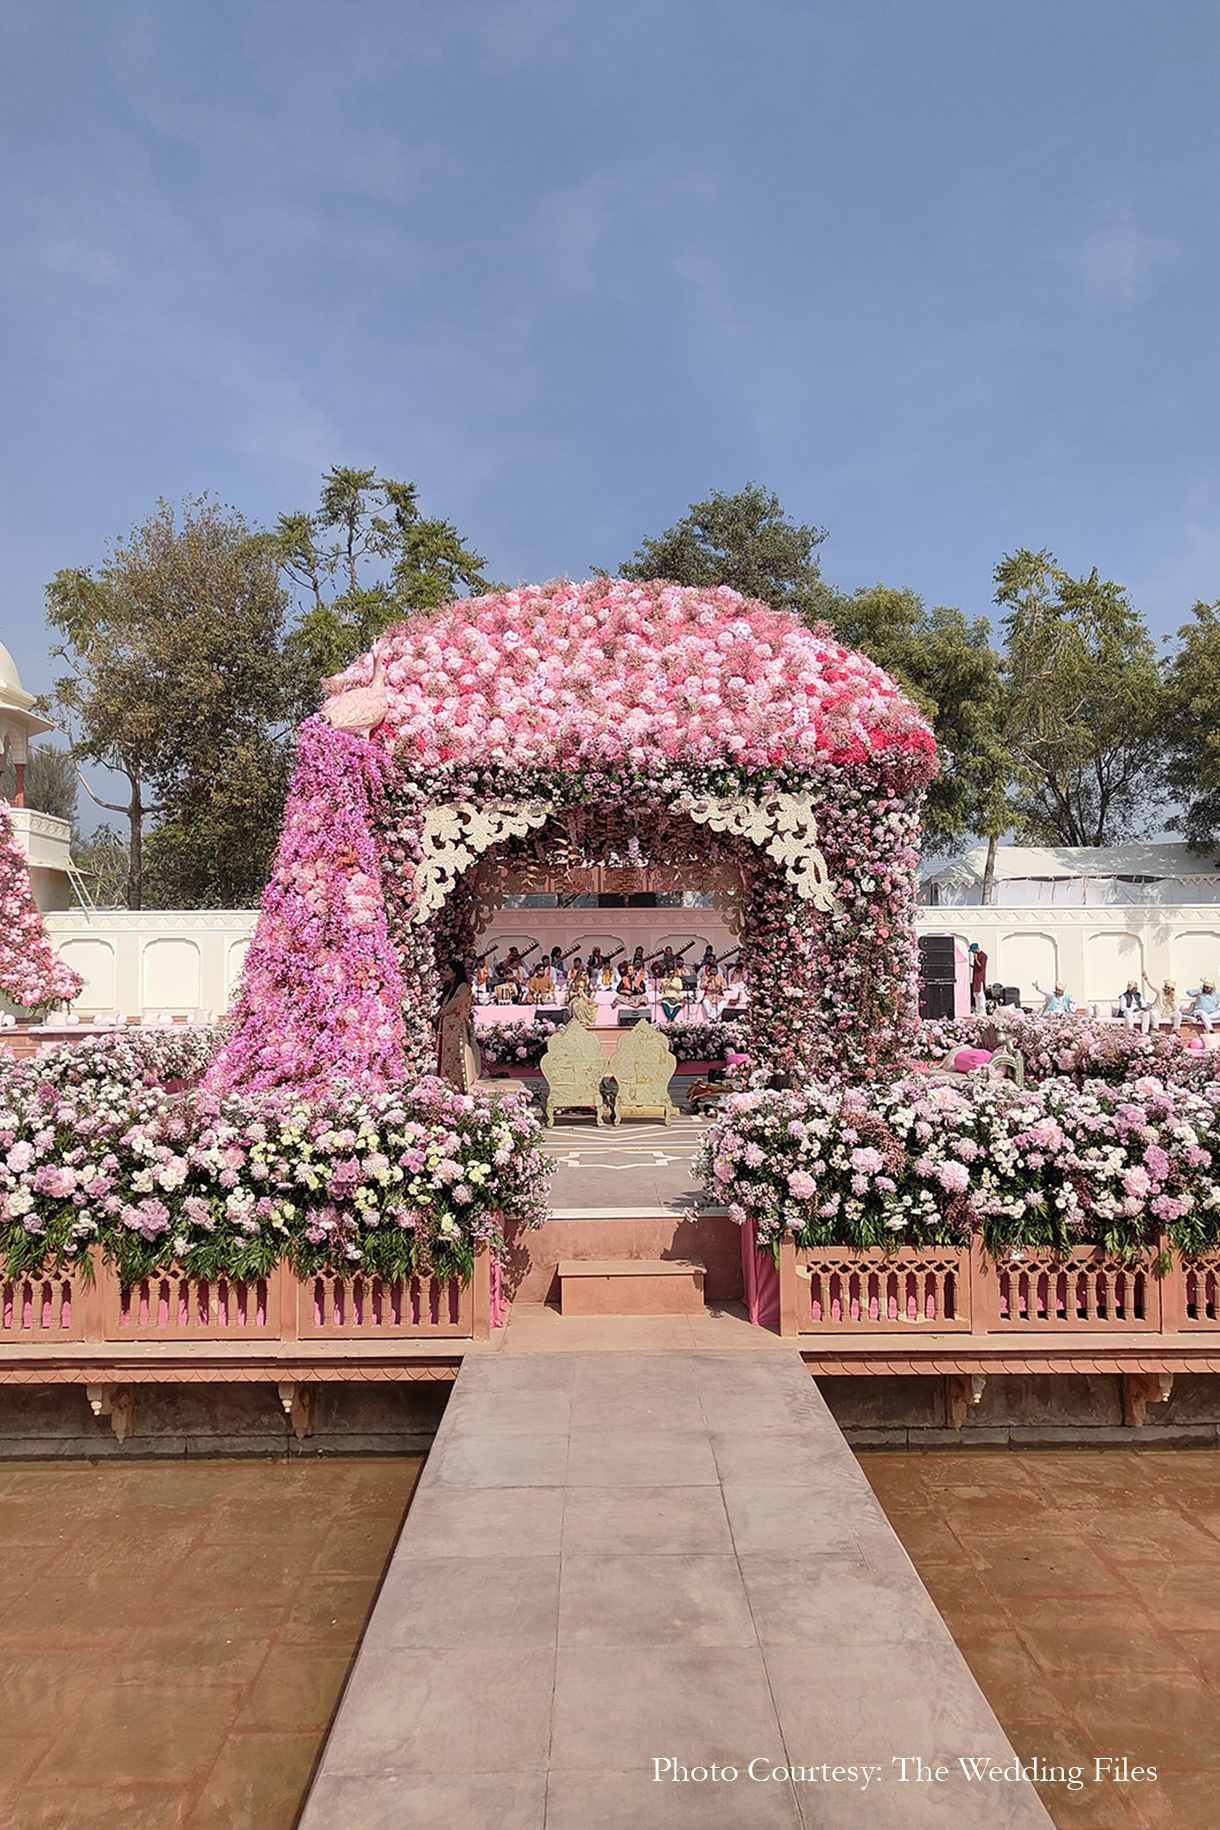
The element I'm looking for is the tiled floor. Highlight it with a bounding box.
[0,1456,422,1830]
[861,1449,1220,1829]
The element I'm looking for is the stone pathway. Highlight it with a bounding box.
[300,1349,1052,1828]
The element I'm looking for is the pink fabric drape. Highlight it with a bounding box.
[741,1218,779,1329]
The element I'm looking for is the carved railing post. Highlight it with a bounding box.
[471,1241,490,1341]
[778,1236,801,1337]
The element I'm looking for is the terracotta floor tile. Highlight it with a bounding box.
[0,1456,421,1828]
[8,1782,193,1830]
[954,1632,1071,1722]
[186,1732,323,1830]
[870,1450,1220,1830]
[278,1574,382,1645]
[233,1645,355,1732]
[915,1561,1019,1627]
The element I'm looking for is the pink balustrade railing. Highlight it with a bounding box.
[0,1245,491,1348]
[767,1230,1220,1338]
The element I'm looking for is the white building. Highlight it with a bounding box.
[919,844,1220,1008]
[1,640,75,912]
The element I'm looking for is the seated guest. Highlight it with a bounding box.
[1117,980,1152,1033]
[1143,973,1182,1032]
[1033,981,1076,1015]
[1189,981,1220,1032]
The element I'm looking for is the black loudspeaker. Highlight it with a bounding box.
[999,986,1021,1007]
[617,1009,648,1026]
[537,1008,567,1023]
[719,1008,746,1023]
[919,934,957,1021]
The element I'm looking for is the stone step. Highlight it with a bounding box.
[556,1257,706,1316]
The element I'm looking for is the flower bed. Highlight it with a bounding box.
[0,1049,551,1287]
[697,1073,1220,1261]
[477,1017,564,1069]
[918,1012,1218,1090]
[475,1014,747,1070]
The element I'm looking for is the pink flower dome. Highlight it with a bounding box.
[323,578,937,779]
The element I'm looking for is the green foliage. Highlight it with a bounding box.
[1164,599,1220,846]
[994,549,1167,848]
[277,466,494,712]
[70,824,130,908]
[822,585,1008,850]
[619,482,833,619]
[43,496,294,908]
[0,744,78,832]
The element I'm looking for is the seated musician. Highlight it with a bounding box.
[697,944,717,978]
[700,965,726,1017]
[492,968,517,1005]
[659,970,685,1023]
[686,1066,735,1115]
[549,945,565,978]
[525,960,553,1004]
[473,957,491,1001]
[653,946,678,983]
[619,960,647,1000]
[501,946,525,985]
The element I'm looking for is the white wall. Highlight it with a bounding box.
[34,902,1220,1019]
[918,907,1220,1004]
[43,910,258,1016]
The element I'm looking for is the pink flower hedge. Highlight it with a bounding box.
[211,580,938,1093]
[0,801,83,1012]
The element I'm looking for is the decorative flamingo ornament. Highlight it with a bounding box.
[322,651,389,740]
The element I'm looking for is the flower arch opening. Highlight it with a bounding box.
[207,579,938,1094]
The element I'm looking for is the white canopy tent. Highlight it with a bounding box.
[922,843,1220,907]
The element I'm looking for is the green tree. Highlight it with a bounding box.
[994,549,1166,848]
[619,483,833,619]
[43,497,293,908]
[71,823,130,908]
[1164,599,1220,846]
[822,584,1008,852]
[278,466,494,712]
[0,743,79,832]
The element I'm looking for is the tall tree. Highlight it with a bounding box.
[277,466,494,712]
[43,497,293,908]
[1164,599,1220,846]
[994,549,1166,847]
[822,585,1009,853]
[619,483,833,619]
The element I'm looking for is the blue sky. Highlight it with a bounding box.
[3,0,1219,719]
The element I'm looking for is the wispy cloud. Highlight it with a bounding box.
[1076,213,1175,306]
